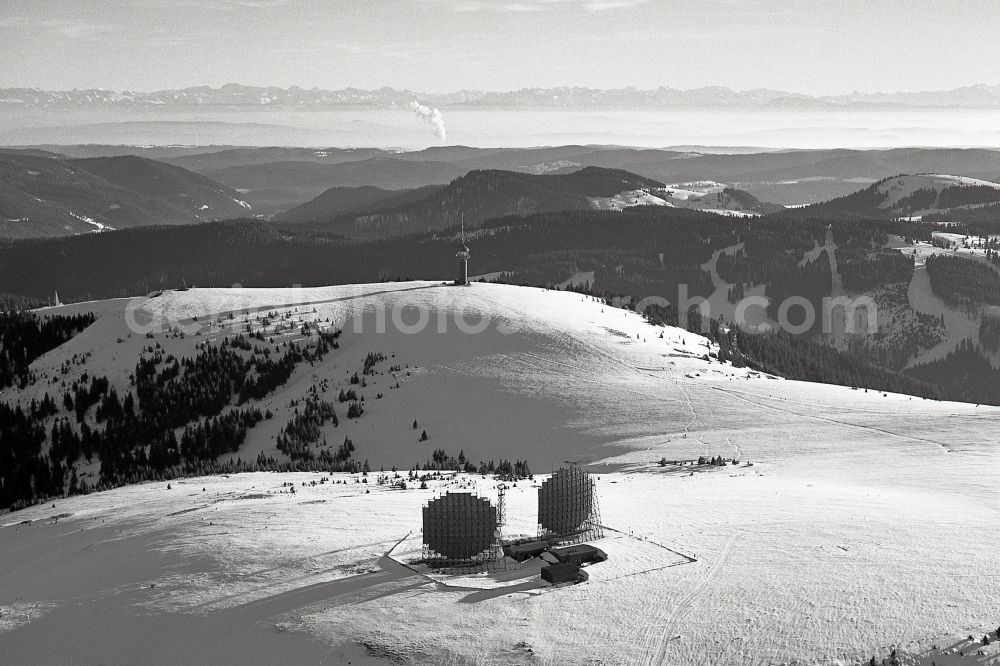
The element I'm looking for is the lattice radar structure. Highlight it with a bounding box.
[422,491,501,569]
[537,467,603,543]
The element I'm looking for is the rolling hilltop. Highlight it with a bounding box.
[278,185,445,224]
[291,167,664,238]
[790,173,1000,219]
[0,282,998,665]
[0,151,252,238]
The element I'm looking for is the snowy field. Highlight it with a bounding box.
[2,282,999,664]
[588,182,763,217]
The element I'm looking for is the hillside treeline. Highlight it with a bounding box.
[0,311,96,389]
[0,208,747,303]
[0,329,343,510]
[923,202,1000,231]
[906,339,1000,405]
[926,254,1000,307]
[642,303,939,399]
[980,315,1000,353]
[838,249,914,293]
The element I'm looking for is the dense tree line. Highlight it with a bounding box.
[923,202,1000,232]
[829,219,889,249]
[926,254,1000,307]
[742,219,828,285]
[764,251,832,332]
[716,249,750,286]
[0,401,50,508]
[275,394,340,461]
[0,209,741,302]
[0,294,45,311]
[936,185,1000,209]
[362,351,387,375]
[837,248,914,292]
[893,188,937,213]
[720,188,783,214]
[735,327,940,399]
[715,220,831,326]
[0,328,344,510]
[783,182,893,219]
[906,339,1000,405]
[979,315,1000,353]
[0,310,96,389]
[418,448,531,480]
[643,303,940,398]
[987,245,1000,268]
[179,408,264,461]
[0,208,973,309]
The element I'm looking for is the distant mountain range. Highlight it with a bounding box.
[0,151,252,238]
[149,145,1000,213]
[6,145,1000,238]
[5,83,1000,109]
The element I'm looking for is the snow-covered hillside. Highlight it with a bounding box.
[877,173,1000,218]
[2,282,998,665]
[589,181,773,216]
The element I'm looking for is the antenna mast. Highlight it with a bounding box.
[454,213,471,286]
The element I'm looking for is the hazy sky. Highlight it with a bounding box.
[2,0,999,94]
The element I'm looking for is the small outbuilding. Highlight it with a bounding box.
[503,540,551,562]
[541,562,581,585]
[539,551,560,565]
[550,544,608,566]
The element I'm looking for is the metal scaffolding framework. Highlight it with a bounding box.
[422,491,501,571]
[537,467,604,545]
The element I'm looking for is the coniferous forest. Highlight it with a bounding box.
[926,254,1000,307]
[0,328,344,510]
[0,310,96,389]
[980,314,1000,353]
[906,339,1000,405]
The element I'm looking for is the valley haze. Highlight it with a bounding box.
[7,84,1000,149]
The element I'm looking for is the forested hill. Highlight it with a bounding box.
[0,206,725,302]
[784,174,1000,219]
[0,206,951,307]
[296,167,665,239]
[277,185,445,224]
[0,151,253,239]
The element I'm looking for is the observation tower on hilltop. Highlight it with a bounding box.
[455,221,471,286]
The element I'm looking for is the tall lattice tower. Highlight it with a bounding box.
[455,219,470,286]
[537,467,604,544]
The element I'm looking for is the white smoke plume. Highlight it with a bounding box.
[409,100,447,142]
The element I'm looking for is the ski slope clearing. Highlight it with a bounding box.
[588,189,673,210]
[1,282,998,664]
[587,181,772,216]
